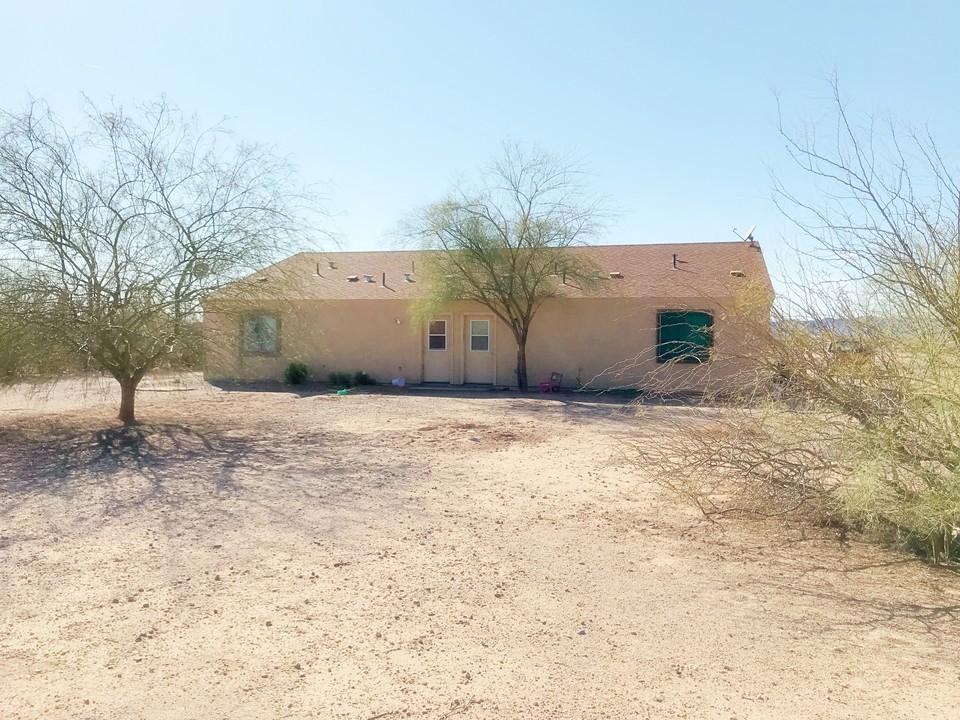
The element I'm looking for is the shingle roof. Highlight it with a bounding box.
[239,242,773,301]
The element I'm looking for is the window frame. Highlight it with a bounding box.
[655,310,714,364]
[241,313,281,356]
[427,319,448,351]
[469,319,490,352]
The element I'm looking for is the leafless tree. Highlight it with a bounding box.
[770,87,955,340]
[0,97,317,423]
[406,142,606,389]
[632,80,960,563]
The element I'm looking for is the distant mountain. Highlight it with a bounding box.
[773,317,852,334]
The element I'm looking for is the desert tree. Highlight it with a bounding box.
[632,80,960,563]
[0,97,316,423]
[406,142,606,389]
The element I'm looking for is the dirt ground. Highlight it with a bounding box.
[2,376,960,720]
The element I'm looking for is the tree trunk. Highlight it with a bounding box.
[516,336,529,390]
[118,376,141,425]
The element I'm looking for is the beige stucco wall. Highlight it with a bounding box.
[203,295,762,392]
[523,297,753,391]
[204,299,421,384]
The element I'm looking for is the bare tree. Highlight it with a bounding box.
[0,97,316,423]
[632,81,960,563]
[775,81,960,338]
[407,142,606,389]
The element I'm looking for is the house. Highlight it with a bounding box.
[202,241,773,391]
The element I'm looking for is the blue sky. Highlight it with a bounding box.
[3,1,958,289]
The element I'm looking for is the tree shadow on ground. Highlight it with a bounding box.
[0,420,412,527]
[752,577,960,638]
[0,423,254,496]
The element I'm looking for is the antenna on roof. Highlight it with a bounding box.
[733,225,757,242]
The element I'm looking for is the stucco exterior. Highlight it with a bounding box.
[203,243,773,391]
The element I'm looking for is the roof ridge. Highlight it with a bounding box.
[310,240,759,255]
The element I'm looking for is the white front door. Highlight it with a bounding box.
[423,318,451,382]
[463,316,494,384]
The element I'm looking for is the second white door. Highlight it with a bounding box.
[463,316,494,384]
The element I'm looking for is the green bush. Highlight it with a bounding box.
[328,371,352,388]
[284,361,309,385]
[353,370,375,386]
[327,370,376,388]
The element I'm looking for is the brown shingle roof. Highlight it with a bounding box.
[242,242,773,301]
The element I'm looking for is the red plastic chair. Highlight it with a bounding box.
[539,372,562,393]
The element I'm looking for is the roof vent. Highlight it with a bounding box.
[346,275,359,282]
[363,274,375,283]
[729,269,746,278]
[609,271,623,279]
[327,260,337,270]
[255,276,268,282]
[403,273,415,283]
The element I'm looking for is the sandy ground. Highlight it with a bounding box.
[1,377,960,720]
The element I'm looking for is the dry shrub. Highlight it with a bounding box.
[634,298,960,564]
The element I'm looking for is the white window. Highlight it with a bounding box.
[470,319,490,352]
[428,320,447,351]
[243,314,279,354]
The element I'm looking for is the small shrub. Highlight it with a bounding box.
[353,370,375,386]
[284,361,309,385]
[327,370,375,388]
[328,371,352,388]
